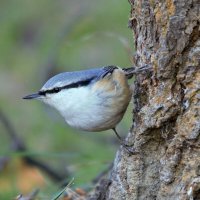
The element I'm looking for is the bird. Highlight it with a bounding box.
[23,65,150,152]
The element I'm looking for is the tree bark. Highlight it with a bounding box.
[88,0,200,199]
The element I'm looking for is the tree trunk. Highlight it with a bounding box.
[89,0,200,199]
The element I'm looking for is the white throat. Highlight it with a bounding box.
[42,87,101,130]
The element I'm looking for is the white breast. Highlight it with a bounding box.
[43,87,105,130]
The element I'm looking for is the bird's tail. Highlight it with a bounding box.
[123,64,152,79]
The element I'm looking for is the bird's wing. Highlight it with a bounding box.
[41,67,118,90]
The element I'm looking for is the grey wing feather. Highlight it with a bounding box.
[41,67,107,90]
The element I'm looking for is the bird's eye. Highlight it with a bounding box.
[39,91,46,96]
[54,87,60,93]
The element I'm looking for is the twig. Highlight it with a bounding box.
[0,109,68,182]
[15,189,39,200]
[51,178,75,200]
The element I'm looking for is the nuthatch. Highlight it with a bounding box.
[23,65,150,150]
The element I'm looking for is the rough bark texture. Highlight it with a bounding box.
[88,0,200,199]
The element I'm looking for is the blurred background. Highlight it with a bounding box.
[0,0,134,199]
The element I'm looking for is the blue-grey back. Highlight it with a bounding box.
[41,67,105,90]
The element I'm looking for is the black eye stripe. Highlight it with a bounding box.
[38,91,46,96]
[39,77,94,95]
[54,87,60,93]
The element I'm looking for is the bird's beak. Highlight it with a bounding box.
[23,92,41,100]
